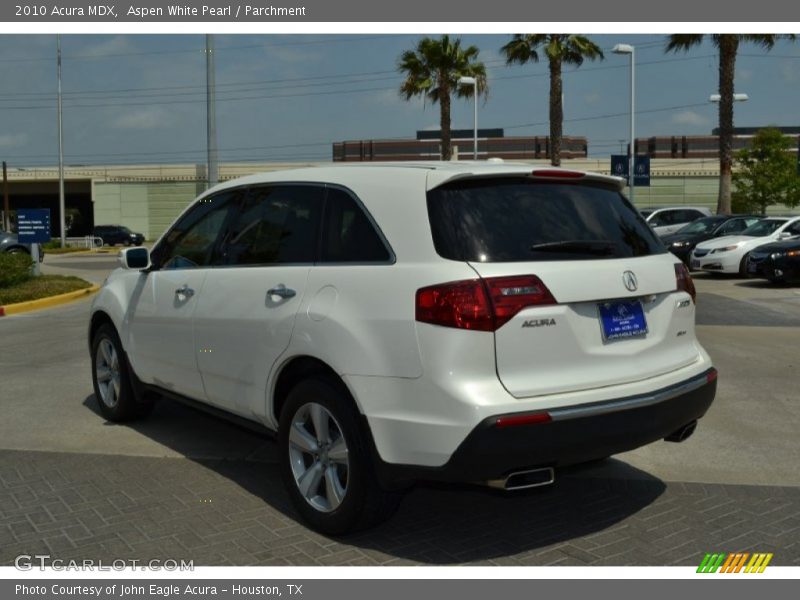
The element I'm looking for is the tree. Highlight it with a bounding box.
[398,35,487,161]
[732,128,800,215]
[665,34,795,215]
[501,34,604,166]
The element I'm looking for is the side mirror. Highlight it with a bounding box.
[119,247,150,270]
[778,232,793,240]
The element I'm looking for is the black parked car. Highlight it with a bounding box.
[661,215,761,265]
[0,230,44,261]
[93,225,144,247]
[746,237,800,283]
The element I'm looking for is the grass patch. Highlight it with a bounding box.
[43,246,96,255]
[0,275,93,305]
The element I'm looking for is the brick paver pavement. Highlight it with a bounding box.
[1,449,798,566]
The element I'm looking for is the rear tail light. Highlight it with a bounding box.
[416,275,556,332]
[706,368,718,384]
[675,263,696,304]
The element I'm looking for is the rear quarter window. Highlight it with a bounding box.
[427,178,666,262]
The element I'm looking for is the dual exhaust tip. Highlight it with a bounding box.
[664,420,697,443]
[487,467,555,491]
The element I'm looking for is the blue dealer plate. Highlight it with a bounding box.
[598,300,648,341]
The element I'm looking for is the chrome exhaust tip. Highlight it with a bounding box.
[665,420,697,443]
[487,467,555,491]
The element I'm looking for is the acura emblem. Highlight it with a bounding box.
[623,270,638,292]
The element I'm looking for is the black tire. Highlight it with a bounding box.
[123,239,132,247]
[90,323,153,422]
[738,254,750,277]
[278,377,402,535]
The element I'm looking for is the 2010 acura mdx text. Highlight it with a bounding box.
[88,163,717,534]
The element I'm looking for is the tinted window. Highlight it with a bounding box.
[680,210,704,222]
[742,219,788,237]
[785,221,800,236]
[155,190,240,269]
[717,218,748,234]
[677,216,725,235]
[427,179,665,262]
[218,184,322,266]
[320,188,390,263]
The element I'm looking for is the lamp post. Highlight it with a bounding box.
[612,44,635,204]
[57,34,66,247]
[458,76,478,160]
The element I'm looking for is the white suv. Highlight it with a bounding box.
[89,164,717,534]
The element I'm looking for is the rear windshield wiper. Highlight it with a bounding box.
[529,240,618,255]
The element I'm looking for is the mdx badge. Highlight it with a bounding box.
[623,270,638,292]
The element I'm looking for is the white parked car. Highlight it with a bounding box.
[690,216,800,276]
[89,164,717,533]
[640,206,713,237]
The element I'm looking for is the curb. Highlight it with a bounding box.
[0,284,100,317]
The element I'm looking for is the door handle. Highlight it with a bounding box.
[267,284,296,299]
[175,284,195,298]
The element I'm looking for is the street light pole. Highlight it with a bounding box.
[206,34,219,189]
[613,44,635,205]
[57,34,66,247]
[458,76,478,160]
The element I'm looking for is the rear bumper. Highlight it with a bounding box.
[371,368,717,487]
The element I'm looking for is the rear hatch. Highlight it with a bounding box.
[426,173,700,398]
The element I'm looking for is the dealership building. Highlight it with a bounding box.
[2,128,798,241]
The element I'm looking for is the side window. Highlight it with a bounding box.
[320,188,391,263]
[219,184,323,266]
[727,219,748,233]
[786,222,800,236]
[648,213,665,227]
[156,190,240,270]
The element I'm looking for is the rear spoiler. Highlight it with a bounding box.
[426,168,626,192]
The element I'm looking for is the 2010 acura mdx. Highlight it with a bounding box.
[88,163,717,534]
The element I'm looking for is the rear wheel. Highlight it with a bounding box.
[278,378,402,534]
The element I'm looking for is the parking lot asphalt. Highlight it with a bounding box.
[1,255,799,566]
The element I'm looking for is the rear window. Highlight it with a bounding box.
[427,178,666,262]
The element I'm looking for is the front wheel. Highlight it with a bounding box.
[738,254,750,277]
[278,378,402,535]
[91,323,153,421]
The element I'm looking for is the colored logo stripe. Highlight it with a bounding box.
[697,553,773,573]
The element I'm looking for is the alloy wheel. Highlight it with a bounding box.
[287,402,349,513]
[95,338,121,408]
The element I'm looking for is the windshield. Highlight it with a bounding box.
[741,219,788,237]
[427,179,666,262]
[676,217,725,235]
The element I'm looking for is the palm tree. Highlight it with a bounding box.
[398,35,487,161]
[666,34,794,215]
[501,35,604,167]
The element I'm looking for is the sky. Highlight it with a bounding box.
[0,33,799,167]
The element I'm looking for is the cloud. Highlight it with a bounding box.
[671,110,710,126]
[111,108,167,130]
[0,133,29,148]
[74,36,134,58]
